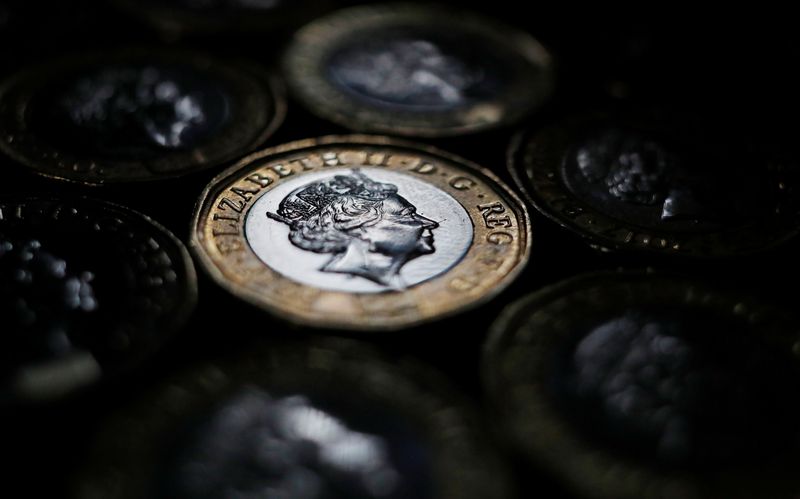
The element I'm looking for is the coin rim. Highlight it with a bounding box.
[0,47,287,185]
[282,2,555,137]
[190,134,532,331]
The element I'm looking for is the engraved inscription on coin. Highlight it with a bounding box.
[0,198,196,404]
[192,135,530,330]
[0,49,284,184]
[484,272,800,499]
[284,4,553,137]
[77,341,512,499]
[509,112,800,256]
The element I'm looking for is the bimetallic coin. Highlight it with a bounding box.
[0,198,196,404]
[484,271,800,499]
[192,135,530,330]
[77,340,512,499]
[0,48,284,184]
[283,4,554,137]
[509,112,800,257]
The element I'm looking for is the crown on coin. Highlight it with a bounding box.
[270,169,398,224]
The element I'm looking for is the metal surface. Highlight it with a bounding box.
[192,135,531,330]
[0,48,285,185]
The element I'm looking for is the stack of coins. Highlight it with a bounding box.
[2,2,799,498]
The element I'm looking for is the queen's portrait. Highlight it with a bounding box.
[268,170,439,289]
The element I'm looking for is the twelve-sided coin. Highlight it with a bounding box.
[192,135,530,330]
[484,271,800,499]
[509,111,800,257]
[284,3,554,137]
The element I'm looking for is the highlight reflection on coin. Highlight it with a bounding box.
[0,48,284,184]
[508,112,800,257]
[283,4,554,137]
[192,135,530,330]
[77,340,512,499]
[0,197,196,404]
[484,271,800,499]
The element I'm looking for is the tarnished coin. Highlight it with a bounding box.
[484,271,800,499]
[111,0,332,36]
[509,112,800,257]
[77,340,513,499]
[283,3,554,137]
[192,135,530,330]
[0,197,196,404]
[0,48,284,185]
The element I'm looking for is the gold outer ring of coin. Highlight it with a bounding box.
[283,3,554,137]
[75,339,514,499]
[0,47,286,185]
[191,135,531,331]
[483,270,800,499]
[507,113,800,258]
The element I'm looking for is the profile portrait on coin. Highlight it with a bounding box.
[573,129,734,224]
[268,169,439,289]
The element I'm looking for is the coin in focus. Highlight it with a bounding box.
[283,3,554,137]
[508,111,800,257]
[0,48,285,184]
[484,271,800,499]
[192,135,530,330]
[0,197,196,404]
[76,340,513,499]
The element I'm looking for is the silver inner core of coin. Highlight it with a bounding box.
[168,389,404,498]
[328,38,488,108]
[246,167,473,293]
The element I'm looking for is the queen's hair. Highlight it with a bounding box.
[267,170,399,254]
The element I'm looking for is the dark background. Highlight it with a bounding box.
[2,1,800,497]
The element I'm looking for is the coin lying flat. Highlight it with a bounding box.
[0,48,284,184]
[283,3,554,137]
[484,271,800,499]
[76,340,512,499]
[0,197,196,404]
[508,111,800,257]
[192,135,530,330]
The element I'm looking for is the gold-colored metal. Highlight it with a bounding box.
[191,135,531,330]
[283,3,554,137]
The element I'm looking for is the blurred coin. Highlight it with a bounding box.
[191,135,530,330]
[0,197,196,404]
[76,340,512,499]
[508,111,800,257]
[283,3,554,137]
[0,48,284,185]
[484,271,800,499]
